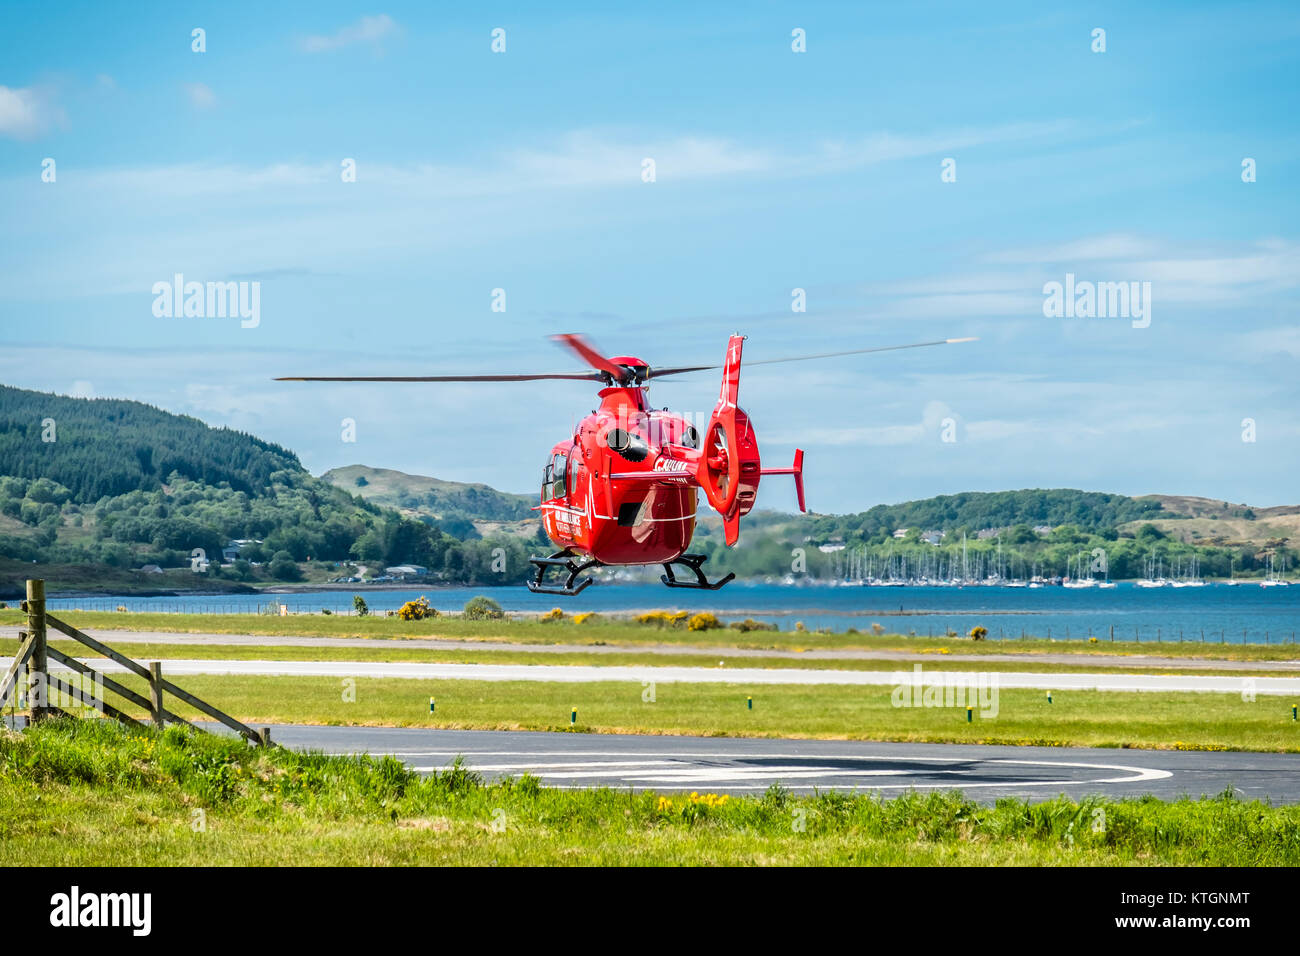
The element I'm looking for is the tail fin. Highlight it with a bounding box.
[760,448,806,513]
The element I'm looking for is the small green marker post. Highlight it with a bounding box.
[966,707,973,723]
[1047,691,1053,705]
[570,707,577,725]
[1292,705,1297,722]
[747,696,753,710]
[429,696,435,714]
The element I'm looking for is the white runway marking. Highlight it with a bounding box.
[20,657,1300,694]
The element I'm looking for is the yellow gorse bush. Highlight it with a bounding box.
[687,612,721,632]
[635,610,690,628]
[397,596,437,621]
[539,607,564,622]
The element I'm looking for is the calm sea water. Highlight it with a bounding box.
[42,582,1300,646]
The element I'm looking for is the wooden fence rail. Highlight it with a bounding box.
[2,579,270,746]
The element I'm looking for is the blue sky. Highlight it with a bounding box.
[2,1,1297,511]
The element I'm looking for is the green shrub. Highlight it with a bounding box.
[463,596,505,620]
[727,617,776,632]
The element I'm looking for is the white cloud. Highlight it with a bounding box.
[298,14,398,53]
[1134,244,1300,290]
[183,82,217,110]
[806,120,1077,175]
[0,85,62,140]
[507,132,772,186]
[16,118,1072,207]
[1241,326,1300,360]
[985,234,1164,264]
[769,400,954,446]
[852,237,1300,320]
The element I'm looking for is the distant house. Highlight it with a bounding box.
[385,565,428,577]
[892,528,909,539]
[138,564,164,574]
[976,528,1001,540]
[223,539,260,563]
[1033,525,1053,535]
[817,543,846,553]
[921,531,944,546]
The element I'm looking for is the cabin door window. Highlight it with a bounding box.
[546,452,568,501]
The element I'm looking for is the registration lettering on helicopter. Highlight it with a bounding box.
[652,456,692,484]
[546,504,585,536]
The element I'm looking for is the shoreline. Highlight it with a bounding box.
[29,577,1295,603]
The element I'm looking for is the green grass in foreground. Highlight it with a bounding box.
[4,719,1297,865]
[4,609,1298,662]
[47,674,1300,751]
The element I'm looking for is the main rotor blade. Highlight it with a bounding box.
[550,333,628,381]
[649,337,978,378]
[275,336,977,384]
[274,372,603,383]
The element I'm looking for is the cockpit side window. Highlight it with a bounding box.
[549,453,568,500]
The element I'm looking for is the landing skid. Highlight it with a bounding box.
[527,550,601,596]
[660,552,735,591]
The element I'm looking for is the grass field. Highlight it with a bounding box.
[4,609,1298,662]
[4,719,1296,865]
[8,636,1300,679]
[27,673,1300,751]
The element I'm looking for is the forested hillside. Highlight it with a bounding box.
[0,386,533,586]
[696,490,1294,583]
[0,385,300,501]
[804,489,1166,541]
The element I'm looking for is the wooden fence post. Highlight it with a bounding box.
[149,662,164,729]
[26,579,46,723]
[258,726,272,748]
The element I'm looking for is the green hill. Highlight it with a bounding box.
[322,465,535,534]
[0,385,300,502]
[805,489,1168,541]
[0,386,534,591]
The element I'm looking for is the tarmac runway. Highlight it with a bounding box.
[18,655,1300,694]
[266,723,1300,802]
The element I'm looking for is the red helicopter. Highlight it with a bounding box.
[279,333,974,595]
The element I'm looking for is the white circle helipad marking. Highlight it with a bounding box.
[326,747,1173,791]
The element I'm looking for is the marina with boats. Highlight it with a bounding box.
[824,540,1290,589]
